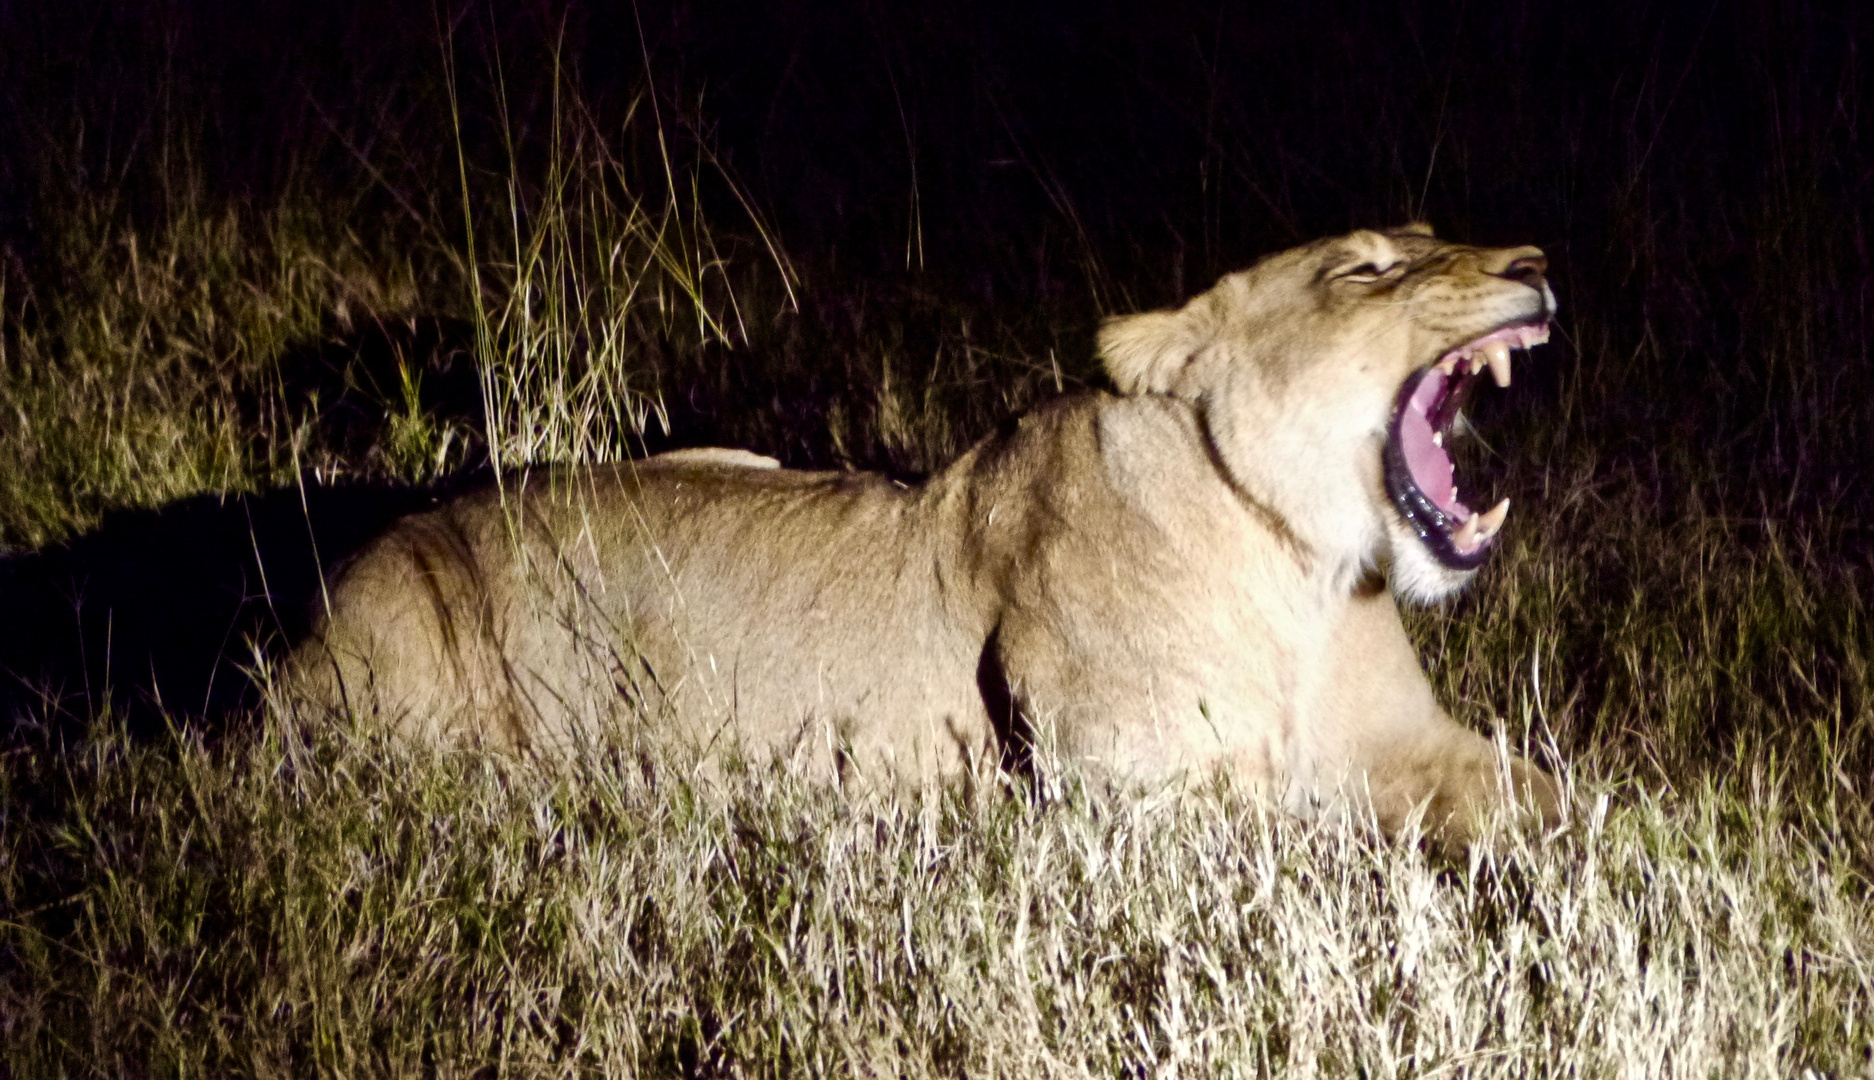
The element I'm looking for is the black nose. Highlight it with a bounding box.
[1499,255,1548,287]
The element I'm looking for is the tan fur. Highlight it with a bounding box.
[290,227,1563,847]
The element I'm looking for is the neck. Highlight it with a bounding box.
[1199,388,1379,599]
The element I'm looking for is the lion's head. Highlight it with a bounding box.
[1099,224,1555,603]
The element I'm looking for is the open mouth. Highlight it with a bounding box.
[1383,320,1551,570]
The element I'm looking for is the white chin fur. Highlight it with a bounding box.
[1384,516,1480,605]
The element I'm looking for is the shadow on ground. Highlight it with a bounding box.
[0,483,440,742]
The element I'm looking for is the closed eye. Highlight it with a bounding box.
[1333,260,1400,282]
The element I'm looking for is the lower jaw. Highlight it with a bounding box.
[1381,438,1493,572]
[1385,519,1486,605]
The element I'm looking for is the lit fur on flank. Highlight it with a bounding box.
[290,227,1562,847]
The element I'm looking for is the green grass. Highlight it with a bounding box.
[0,191,412,546]
[4,20,1874,1078]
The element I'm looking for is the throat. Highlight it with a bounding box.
[1193,400,1386,581]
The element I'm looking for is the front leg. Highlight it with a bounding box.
[989,599,1293,800]
[1315,584,1563,849]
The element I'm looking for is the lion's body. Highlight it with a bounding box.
[295,227,1564,844]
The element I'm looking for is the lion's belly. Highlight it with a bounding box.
[611,588,993,782]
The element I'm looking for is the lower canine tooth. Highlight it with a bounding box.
[1452,498,1511,553]
[1482,341,1513,387]
[1476,497,1510,537]
[1453,516,1482,550]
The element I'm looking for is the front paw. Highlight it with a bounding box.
[1429,752,1564,852]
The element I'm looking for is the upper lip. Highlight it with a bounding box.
[1424,318,1551,389]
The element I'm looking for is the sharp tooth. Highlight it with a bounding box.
[1451,498,1510,553]
[1432,431,1444,447]
[1476,497,1510,538]
[1453,515,1483,550]
[1482,340,1512,387]
[1437,353,1460,375]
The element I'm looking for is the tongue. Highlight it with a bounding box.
[1399,370,1471,519]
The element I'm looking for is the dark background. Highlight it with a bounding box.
[6,1,1871,485]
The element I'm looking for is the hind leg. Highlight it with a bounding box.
[288,512,533,752]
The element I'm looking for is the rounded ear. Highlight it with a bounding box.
[1099,305,1210,395]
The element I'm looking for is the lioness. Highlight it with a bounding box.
[292,225,1562,845]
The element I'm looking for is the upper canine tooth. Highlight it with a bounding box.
[1482,340,1513,387]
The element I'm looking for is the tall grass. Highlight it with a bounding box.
[0,178,428,547]
[3,709,1870,1077]
[454,50,798,472]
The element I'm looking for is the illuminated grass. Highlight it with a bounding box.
[2,711,1869,1076]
